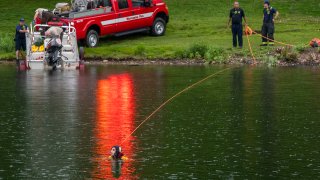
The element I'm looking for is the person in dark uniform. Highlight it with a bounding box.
[15,18,28,62]
[261,1,279,46]
[228,1,247,48]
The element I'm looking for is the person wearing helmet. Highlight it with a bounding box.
[110,146,124,160]
[261,1,279,46]
[15,18,29,63]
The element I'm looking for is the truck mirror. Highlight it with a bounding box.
[144,0,152,7]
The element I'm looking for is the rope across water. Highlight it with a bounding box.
[121,26,299,144]
[120,67,233,145]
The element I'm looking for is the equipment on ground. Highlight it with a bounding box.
[310,38,320,48]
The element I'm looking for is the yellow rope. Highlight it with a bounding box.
[246,33,257,65]
[247,26,295,47]
[120,67,233,145]
[245,25,296,65]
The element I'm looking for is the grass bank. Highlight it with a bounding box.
[0,0,319,64]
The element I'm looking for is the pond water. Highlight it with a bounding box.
[0,64,319,179]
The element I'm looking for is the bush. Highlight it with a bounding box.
[262,55,278,66]
[134,45,146,57]
[278,46,298,62]
[174,44,226,62]
[204,47,225,62]
[174,49,188,59]
[188,43,208,59]
[0,34,15,53]
[174,43,208,59]
[295,44,308,53]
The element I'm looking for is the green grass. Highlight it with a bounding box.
[0,0,320,61]
[0,34,15,53]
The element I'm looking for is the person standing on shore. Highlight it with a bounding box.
[228,1,247,48]
[261,1,279,46]
[15,18,28,63]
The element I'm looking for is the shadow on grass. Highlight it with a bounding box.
[99,32,150,45]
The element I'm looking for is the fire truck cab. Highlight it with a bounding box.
[58,0,169,47]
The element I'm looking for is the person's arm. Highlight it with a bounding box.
[228,10,232,28]
[19,27,28,33]
[272,8,279,22]
[16,26,21,33]
[242,10,247,25]
[228,17,232,27]
[274,11,279,21]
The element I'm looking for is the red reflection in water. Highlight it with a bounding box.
[93,74,136,179]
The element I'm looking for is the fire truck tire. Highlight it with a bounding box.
[151,18,166,36]
[79,46,85,60]
[86,30,99,47]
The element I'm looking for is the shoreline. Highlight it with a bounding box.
[1,48,319,67]
[1,58,319,67]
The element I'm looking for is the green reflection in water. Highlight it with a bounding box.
[0,65,319,179]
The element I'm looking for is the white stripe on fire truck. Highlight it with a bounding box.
[101,12,153,26]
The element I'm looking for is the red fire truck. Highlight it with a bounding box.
[57,0,169,47]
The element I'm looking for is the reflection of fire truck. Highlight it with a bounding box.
[56,0,169,47]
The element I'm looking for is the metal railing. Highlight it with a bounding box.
[30,23,76,35]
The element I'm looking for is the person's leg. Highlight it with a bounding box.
[22,39,26,52]
[16,50,19,59]
[268,23,275,46]
[232,24,237,48]
[15,39,21,60]
[15,50,20,66]
[19,40,27,62]
[261,23,268,46]
[238,24,243,48]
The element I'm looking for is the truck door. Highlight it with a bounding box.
[131,0,154,28]
[100,0,118,35]
[115,0,135,32]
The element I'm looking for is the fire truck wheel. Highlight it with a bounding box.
[151,18,166,36]
[86,30,99,47]
[79,47,85,60]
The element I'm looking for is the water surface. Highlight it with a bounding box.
[0,64,319,179]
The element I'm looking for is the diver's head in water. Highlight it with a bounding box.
[111,146,124,160]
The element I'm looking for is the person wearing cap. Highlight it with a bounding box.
[228,1,247,48]
[261,1,279,46]
[15,18,29,61]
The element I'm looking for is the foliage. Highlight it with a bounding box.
[278,47,298,62]
[187,43,208,59]
[134,45,146,57]
[0,34,14,53]
[204,47,225,62]
[174,43,207,59]
[295,44,308,53]
[261,55,278,66]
